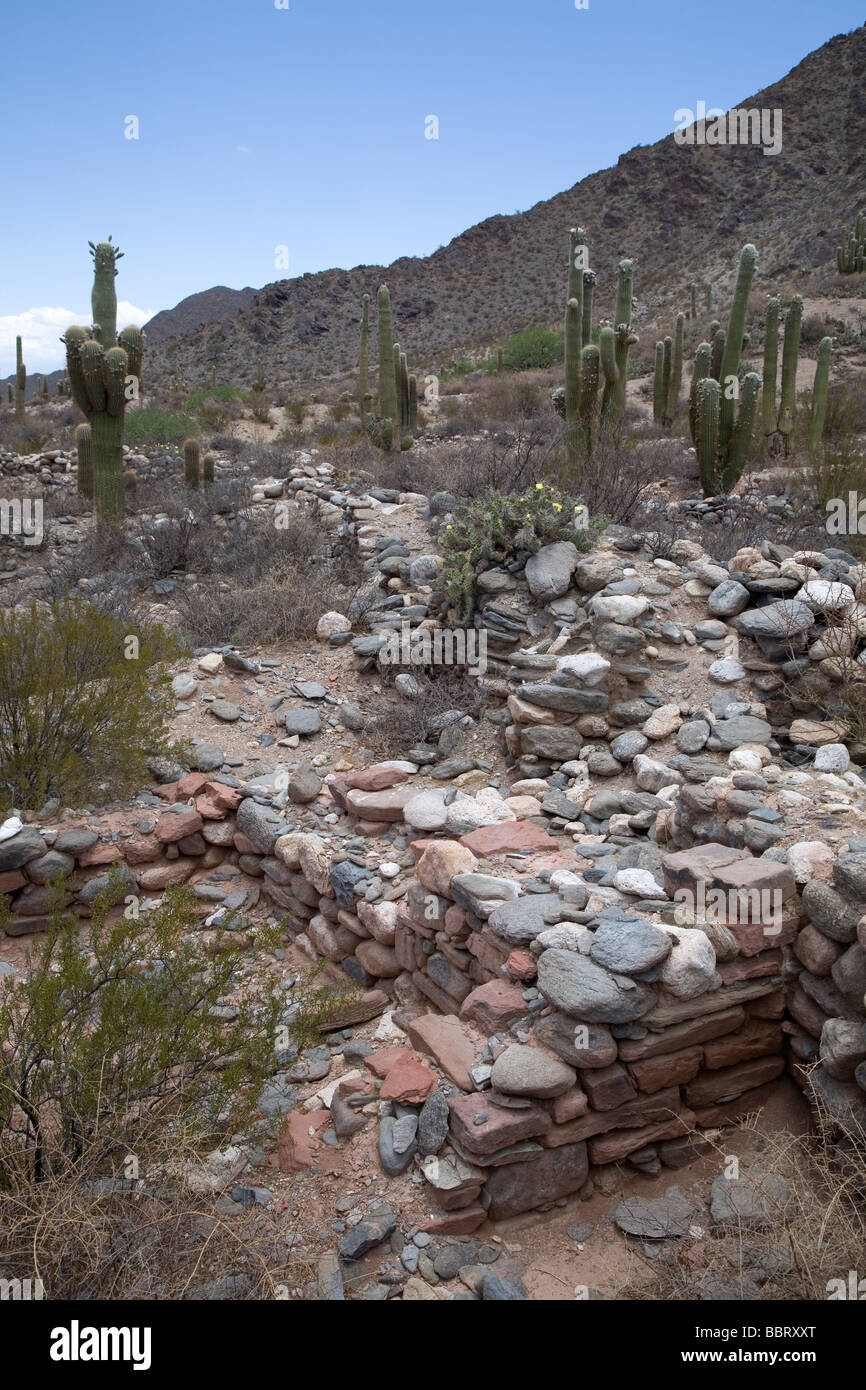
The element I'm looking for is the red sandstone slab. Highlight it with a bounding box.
[406,1013,479,1091]
[364,1047,415,1079]
[419,1204,487,1236]
[155,810,204,844]
[459,821,561,856]
[379,1056,438,1103]
[0,871,27,893]
[684,1054,785,1108]
[588,1113,694,1165]
[702,1018,783,1070]
[460,980,530,1032]
[277,1110,330,1172]
[328,765,409,811]
[77,843,122,867]
[628,1046,704,1095]
[448,1092,551,1156]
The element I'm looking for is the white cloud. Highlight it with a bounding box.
[0,302,154,377]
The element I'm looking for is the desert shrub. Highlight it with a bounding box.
[0,876,284,1185]
[124,409,200,448]
[186,384,245,411]
[441,482,600,619]
[556,434,661,526]
[501,326,563,370]
[365,667,486,757]
[0,599,185,811]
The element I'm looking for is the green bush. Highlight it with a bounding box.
[185,384,245,411]
[124,409,200,447]
[0,875,284,1185]
[501,327,564,370]
[441,482,599,619]
[0,599,186,811]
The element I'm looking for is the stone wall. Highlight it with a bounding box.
[4,759,863,1230]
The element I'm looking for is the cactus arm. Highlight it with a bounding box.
[697,377,721,497]
[722,371,760,491]
[689,342,712,446]
[761,296,780,437]
[718,244,757,455]
[377,286,398,451]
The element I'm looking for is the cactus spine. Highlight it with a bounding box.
[807,337,832,448]
[376,285,399,451]
[75,422,93,499]
[64,240,143,524]
[15,336,26,420]
[184,437,201,488]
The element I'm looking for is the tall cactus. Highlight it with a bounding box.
[836,211,865,273]
[777,295,803,452]
[582,270,595,346]
[653,342,665,425]
[689,283,697,319]
[64,239,143,524]
[376,285,398,451]
[599,324,620,424]
[577,344,600,455]
[567,228,586,356]
[408,375,418,432]
[718,244,757,455]
[666,313,685,421]
[696,369,761,496]
[15,336,26,421]
[564,295,582,468]
[359,293,369,420]
[203,453,215,486]
[75,422,93,499]
[611,258,637,421]
[807,337,832,448]
[761,296,781,442]
[705,283,713,312]
[689,342,712,446]
[184,437,201,489]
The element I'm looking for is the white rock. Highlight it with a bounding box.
[786,840,835,884]
[197,652,222,674]
[659,924,717,999]
[814,743,850,773]
[172,673,198,698]
[708,658,745,684]
[614,868,666,899]
[643,704,682,739]
[536,923,594,953]
[404,788,451,832]
[589,594,651,625]
[555,652,611,687]
[799,580,855,612]
[316,611,352,642]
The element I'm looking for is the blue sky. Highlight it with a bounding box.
[2,0,863,373]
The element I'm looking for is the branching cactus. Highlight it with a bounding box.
[696,370,761,496]
[184,437,201,489]
[64,240,143,524]
[15,336,26,421]
[807,336,832,448]
[599,323,620,424]
[75,422,93,499]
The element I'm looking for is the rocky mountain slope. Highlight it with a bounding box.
[139,25,866,391]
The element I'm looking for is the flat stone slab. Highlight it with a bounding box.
[488,893,563,945]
